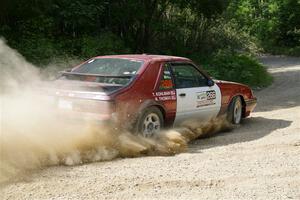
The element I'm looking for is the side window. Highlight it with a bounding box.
[159,64,174,90]
[171,63,207,89]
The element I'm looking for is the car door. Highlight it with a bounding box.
[170,62,221,125]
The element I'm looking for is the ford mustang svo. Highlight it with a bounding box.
[45,54,257,137]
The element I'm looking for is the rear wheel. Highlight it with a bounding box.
[227,96,243,124]
[136,107,164,137]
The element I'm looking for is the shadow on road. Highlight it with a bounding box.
[188,116,292,152]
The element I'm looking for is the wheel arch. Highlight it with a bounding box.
[137,100,167,121]
[229,94,246,118]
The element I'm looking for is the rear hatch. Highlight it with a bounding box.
[39,79,123,122]
[39,57,143,122]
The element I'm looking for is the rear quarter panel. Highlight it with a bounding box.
[113,60,176,130]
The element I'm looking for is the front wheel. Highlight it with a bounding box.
[136,107,164,137]
[227,96,243,124]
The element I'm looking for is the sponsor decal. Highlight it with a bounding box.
[197,92,206,101]
[153,90,176,101]
[160,79,173,89]
[196,90,216,107]
[159,66,174,90]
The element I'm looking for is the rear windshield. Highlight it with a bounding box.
[73,58,143,75]
[62,58,144,85]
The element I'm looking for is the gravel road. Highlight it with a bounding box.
[1,56,300,200]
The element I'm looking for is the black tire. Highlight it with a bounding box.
[227,96,243,125]
[136,106,164,137]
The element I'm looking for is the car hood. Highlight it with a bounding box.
[214,79,248,87]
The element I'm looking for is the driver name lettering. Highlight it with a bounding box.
[153,90,176,101]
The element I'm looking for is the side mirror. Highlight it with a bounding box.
[207,79,214,87]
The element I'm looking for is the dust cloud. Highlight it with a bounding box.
[0,38,230,184]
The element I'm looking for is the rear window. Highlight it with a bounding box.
[73,58,143,75]
[62,58,143,85]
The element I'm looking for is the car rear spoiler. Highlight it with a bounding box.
[60,71,134,79]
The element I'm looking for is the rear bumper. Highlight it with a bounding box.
[244,97,257,117]
[55,109,116,126]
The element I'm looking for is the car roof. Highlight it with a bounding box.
[94,54,191,62]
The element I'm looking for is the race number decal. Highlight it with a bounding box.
[196,90,216,107]
[206,90,216,100]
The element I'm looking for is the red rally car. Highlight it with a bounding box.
[51,54,257,137]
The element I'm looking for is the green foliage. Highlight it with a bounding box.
[13,37,58,65]
[201,52,273,88]
[81,33,130,58]
[8,0,300,87]
[277,0,300,47]
[227,0,300,53]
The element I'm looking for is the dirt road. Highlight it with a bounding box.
[1,56,300,199]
